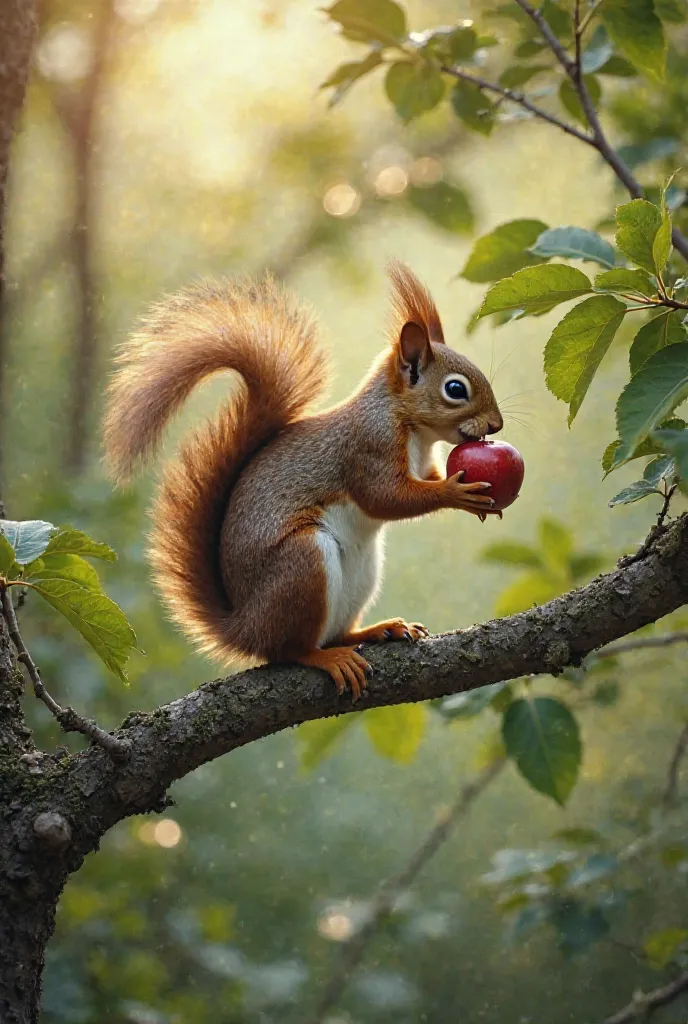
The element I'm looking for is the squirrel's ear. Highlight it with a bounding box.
[398,321,432,384]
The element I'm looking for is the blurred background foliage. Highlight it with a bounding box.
[4,0,688,1020]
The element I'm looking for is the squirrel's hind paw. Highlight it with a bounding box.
[297,646,370,701]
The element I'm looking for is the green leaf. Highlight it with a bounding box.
[552,901,609,954]
[445,26,478,62]
[602,417,687,473]
[616,199,663,274]
[654,0,686,21]
[495,572,560,616]
[529,226,615,269]
[609,479,661,506]
[559,75,601,126]
[544,295,627,422]
[296,715,356,770]
[569,553,606,582]
[643,453,676,486]
[629,310,687,375]
[0,533,17,576]
[581,26,613,74]
[653,427,688,478]
[515,40,546,58]
[592,679,620,706]
[617,137,677,169]
[42,527,117,563]
[644,928,688,970]
[26,553,104,594]
[594,268,655,298]
[450,81,495,136]
[481,541,541,568]
[323,0,407,44]
[364,703,425,763]
[27,570,137,680]
[601,0,666,79]
[408,181,474,234]
[437,682,509,721]
[499,64,550,88]
[502,697,581,805]
[477,265,592,319]
[597,54,638,76]
[653,174,674,275]
[614,342,688,466]
[320,52,383,105]
[539,518,573,576]
[385,61,445,122]
[461,219,549,283]
[0,520,54,565]
[553,827,605,847]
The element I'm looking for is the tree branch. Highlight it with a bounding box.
[307,758,505,1024]
[595,631,688,659]
[510,0,688,263]
[440,64,592,144]
[604,969,688,1024]
[49,514,688,850]
[663,721,688,806]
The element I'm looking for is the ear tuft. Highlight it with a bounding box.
[387,260,445,346]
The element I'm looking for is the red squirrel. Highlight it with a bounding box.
[103,262,503,699]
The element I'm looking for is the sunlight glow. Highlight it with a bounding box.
[138,818,183,848]
[154,819,183,848]
[323,183,361,218]
[317,910,354,941]
[36,24,92,83]
[374,166,408,197]
[410,156,443,186]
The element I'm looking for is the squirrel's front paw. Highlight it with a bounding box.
[445,471,495,512]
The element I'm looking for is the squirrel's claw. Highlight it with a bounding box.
[297,646,370,701]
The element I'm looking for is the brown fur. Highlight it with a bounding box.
[387,260,445,345]
[103,263,503,687]
[103,276,328,661]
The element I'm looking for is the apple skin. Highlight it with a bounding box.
[446,440,524,512]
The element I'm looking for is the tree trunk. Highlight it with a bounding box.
[0,819,64,1024]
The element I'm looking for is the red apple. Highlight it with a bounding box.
[446,439,524,512]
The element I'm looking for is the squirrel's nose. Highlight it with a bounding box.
[485,412,503,435]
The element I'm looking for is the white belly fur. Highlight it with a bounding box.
[314,501,385,646]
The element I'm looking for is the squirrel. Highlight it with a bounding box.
[103,261,503,700]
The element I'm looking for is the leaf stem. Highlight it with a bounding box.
[578,0,605,36]
[0,582,130,759]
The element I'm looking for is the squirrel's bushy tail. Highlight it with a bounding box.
[103,276,329,661]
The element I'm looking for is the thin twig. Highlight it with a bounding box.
[0,583,130,759]
[306,758,505,1024]
[578,0,605,36]
[663,721,688,806]
[648,295,688,311]
[603,969,688,1024]
[618,485,677,567]
[440,64,592,144]
[510,0,688,262]
[595,631,688,660]
[573,0,583,83]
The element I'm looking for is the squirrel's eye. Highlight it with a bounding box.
[443,375,471,404]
